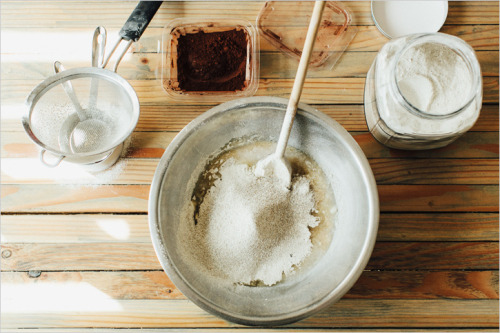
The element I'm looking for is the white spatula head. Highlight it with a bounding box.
[254,154,292,188]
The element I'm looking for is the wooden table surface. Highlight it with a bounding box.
[1,1,499,331]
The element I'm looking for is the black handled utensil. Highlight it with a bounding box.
[103,1,162,72]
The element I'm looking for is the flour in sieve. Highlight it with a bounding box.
[178,142,335,286]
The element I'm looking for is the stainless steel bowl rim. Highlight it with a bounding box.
[23,67,140,158]
[148,96,379,326]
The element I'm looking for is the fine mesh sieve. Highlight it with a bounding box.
[22,1,161,169]
[24,66,140,169]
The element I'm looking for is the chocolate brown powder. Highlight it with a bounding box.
[176,29,248,91]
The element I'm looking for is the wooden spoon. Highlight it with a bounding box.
[255,1,326,187]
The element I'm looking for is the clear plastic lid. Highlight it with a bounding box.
[257,1,357,69]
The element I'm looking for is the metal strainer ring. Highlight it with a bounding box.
[23,67,140,168]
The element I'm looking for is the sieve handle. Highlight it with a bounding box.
[40,149,65,168]
[119,1,162,42]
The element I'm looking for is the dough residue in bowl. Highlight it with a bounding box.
[178,141,335,286]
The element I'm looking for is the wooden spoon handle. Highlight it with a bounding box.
[275,0,326,158]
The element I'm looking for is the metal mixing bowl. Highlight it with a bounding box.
[149,96,379,326]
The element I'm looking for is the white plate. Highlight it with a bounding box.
[371,0,448,39]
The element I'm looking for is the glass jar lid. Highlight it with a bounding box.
[371,0,448,39]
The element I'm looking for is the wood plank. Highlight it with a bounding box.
[4,327,498,333]
[1,241,497,271]
[355,131,499,159]
[377,213,499,242]
[3,77,498,107]
[3,50,498,81]
[1,183,498,214]
[369,159,499,185]
[3,104,498,133]
[3,327,498,333]
[0,158,157,185]
[0,242,161,271]
[1,1,498,28]
[137,103,500,133]
[1,157,497,185]
[446,1,500,25]
[259,51,498,79]
[1,326,498,333]
[1,24,497,68]
[5,326,498,333]
[1,271,184,300]
[1,149,498,186]
[347,24,500,52]
[142,24,500,53]
[1,299,498,329]
[1,132,174,159]
[2,131,498,162]
[0,184,150,213]
[367,242,499,270]
[2,213,497,244]
[0,215,152,243]
[3,270,498,300]
[378,185,499,212]
[3,78,368,105]
[348,270,499,300]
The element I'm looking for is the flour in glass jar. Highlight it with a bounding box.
[396,41,472,115]
[178,141,335,286]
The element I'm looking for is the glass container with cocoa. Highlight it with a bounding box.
[162,18,259,102]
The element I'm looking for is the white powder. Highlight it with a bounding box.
[178,143,332,286]
[369,35,481,139]
[396,42,471,115]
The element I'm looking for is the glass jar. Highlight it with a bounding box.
[364,33,482,150]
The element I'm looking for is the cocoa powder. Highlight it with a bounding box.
[176,29,248,91]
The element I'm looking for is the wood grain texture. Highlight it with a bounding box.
[1,241,497,271]
[1,327,498,333]
[369,158,499,185]
[4,131,497,160]
[135,103,500,133]
[1,1,498,331]
[1,158,158,185]
[1,157,498,185]
[1,24,497,77]
[377,213,499,242]
[0,242,160,271]
[2,270,498,300]
[2,213,497,243]
[9,327,498,333]
[3,104,498,133]
[259,51,499,79]
[2,77,498,107]
[1,1,498,28]
[378,185,499,212]
[1,184,150,213]
[355,131,499,159]
[0,215,153,243]
[2,50,498,81]
[367,242,499,270]
[348,270,499,300]
[1,184,498,213]
[1,299,498,329]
